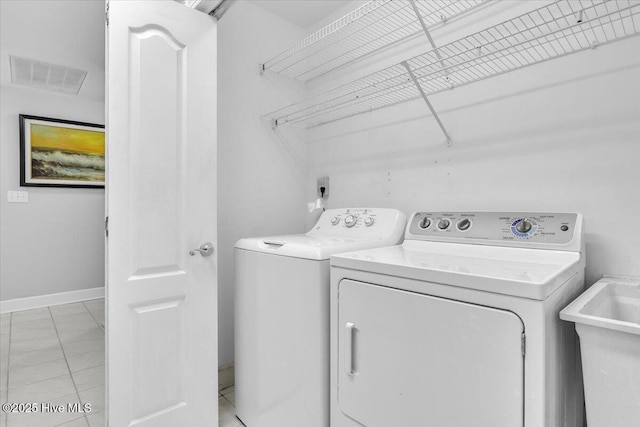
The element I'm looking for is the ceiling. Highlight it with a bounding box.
[249,0,352,29]
[0,0,106,102]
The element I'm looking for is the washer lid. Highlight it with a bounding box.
[235,234,394,261]
[235,208,407,260]
[331,240,582,300]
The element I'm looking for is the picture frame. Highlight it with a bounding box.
[19,114,105,188]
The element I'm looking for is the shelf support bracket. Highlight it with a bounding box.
[409,0,447,74]
[402,61,452,147]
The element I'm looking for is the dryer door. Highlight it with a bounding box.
[338,279,524,427]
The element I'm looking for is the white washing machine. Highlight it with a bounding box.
[330,212,586,427]
[235,208,406,427]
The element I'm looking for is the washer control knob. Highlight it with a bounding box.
[344,214,358,228]
[516,218,532,233]
[364,217,375,227]
[418,217,431,229]
[437,219,451,230]
[457,218,471,231]
[331,216,340,225]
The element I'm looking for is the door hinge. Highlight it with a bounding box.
[521,332,526,357]
[105,216,109,238]
[105,2,109,26]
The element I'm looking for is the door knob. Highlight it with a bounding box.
[189,242,214,257]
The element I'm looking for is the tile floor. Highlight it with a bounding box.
[2,299,244,427]
[219,386,244,427]
[1,299,105,427]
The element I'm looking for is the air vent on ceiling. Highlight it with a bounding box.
[9,55,88,95]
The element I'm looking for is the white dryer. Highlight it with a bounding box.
[235,208,406,427]
[330,212,585,427]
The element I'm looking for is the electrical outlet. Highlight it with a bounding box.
[317,176,329,199]
[7,191,29,203]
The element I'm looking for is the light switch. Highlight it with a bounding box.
[7,191,29,203]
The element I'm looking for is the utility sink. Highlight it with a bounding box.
[561,276,640,333]
[560,276,640,427]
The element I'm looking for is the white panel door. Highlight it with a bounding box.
[338,280,524,427]
[106,1,217,426]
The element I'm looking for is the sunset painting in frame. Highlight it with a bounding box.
[20,115,105,188]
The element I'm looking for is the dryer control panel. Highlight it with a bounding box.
[407,212,582,251]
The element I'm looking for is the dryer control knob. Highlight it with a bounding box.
[516,219,532,233]
[418,217,431,229]
[457,218,471,231]
[364,217,375,227]
[344,215,358,228]
[437,219,451,230]
[331,216,340,225]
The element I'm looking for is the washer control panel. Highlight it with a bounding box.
[408,212,579,244]
[309,208,407,241]
[327,208,380,229]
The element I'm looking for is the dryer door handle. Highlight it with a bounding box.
[345,322,356,376]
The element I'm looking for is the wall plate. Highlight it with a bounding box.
[317,176,329,199]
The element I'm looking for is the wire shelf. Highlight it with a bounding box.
[265,0,640,129]
[261,0,488,81]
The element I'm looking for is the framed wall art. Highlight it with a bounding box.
[19,114,105,188]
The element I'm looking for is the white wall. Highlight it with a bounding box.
[217,1,309,367]
[305,2,640,287]
[0,85,105,301]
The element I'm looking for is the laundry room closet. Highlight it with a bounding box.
[1,0,638,425]
[217,0,640,380]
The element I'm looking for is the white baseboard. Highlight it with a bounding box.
[0,287,105,314]
[219,363,235,391]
